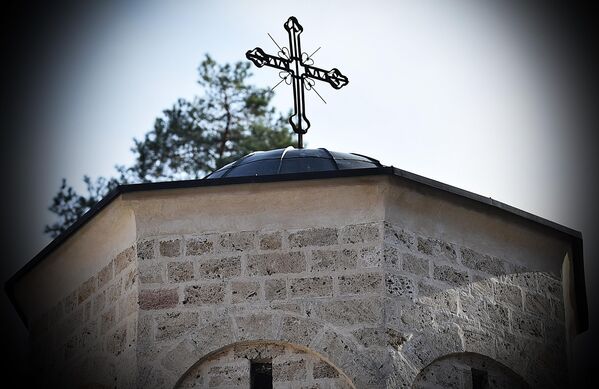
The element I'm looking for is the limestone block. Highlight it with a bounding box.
[207,363,250,387]
[484,302,510,329]
[385,273,416,299]
[106,324,127,356]
[337,272,383,296]
[523,291,551,317]
[494,282,523,309]
[265,278,287,301]
[511,311,543,338]
[416,237,457,261]
[399,304,434,330]
[537,274,563,300]
[259,232,283,250]
[288,227,338,248]
[500,272,538,292]
[289,276,333,298]
[317,298,383,326]
[233,343,285,360]
[115,246,135,273]
[247,252,306,276]
[401,253,429,276]
[235,313,275,340]
[418,279,458,313]
[137,239,155,260]
[231,280,261,303]
[197,256,241,280]
[118,290,138,320]
[183,283,225,306]
[432,264,468,287]
[340,222,380,244]
[159,239,182,258]
[100,306,116,334]
[217,231,255,253]
[140,288,179,310]
[460,247,506,276]
[185,236,214,256]
[313,360,339,378]
[78,275,96,304]
[311,248,357,272]
[401,324,463,369]
[383,223,416,250]
[190,319,236,357]
[168,261,195,283]
[273,359,307,382]
[162,339,202,374]
[139,261,164,284]
[383,245,400,267]
[156,311,199,341]
[97,261,114,288]
[359,245,382,268]
[279,315,322,347]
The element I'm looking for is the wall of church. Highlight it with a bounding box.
[28,245,139,387]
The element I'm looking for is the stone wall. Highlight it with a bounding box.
[27,220,568,388]
[28,245,139,387]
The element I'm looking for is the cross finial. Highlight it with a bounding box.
[246,16,349,148]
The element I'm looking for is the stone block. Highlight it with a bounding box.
[401,324,462,369]
[155,311,199,341]
[311,248,357,272]
[418,279,458,313]
[259,232,282,250]
[106,325,127,356]
[511,311,543,338]
[338,272,383,295]
[484,302,510,329]
[314,361,340,379]
[359,245,382,268]
[139,262,164,284]
[64,290,77,314]
[523,291,551,317]
[122,266,137,291]
[217,231,255,252]
[161,339,200,374]
[231,280,260,303]
[167,261,195,282]
[432,264,468,287]
[115,246,135,273]
[417,237,457,261]
[500,272,537,292]
[185,236,213,256]
[384,223,416,250]
[340,223,380,244]
[385,273,416,299]
[233,343,285,360]
[460,247,506,276]
[207,364,250,387]
[462,327,496,357]
[183,283,225,306]
[494,282,522,309]
[235,313,275,340]
[402,253,430,276]
[139,288,179,310]
[317,298,383,326]
[137,239,155,260]
[289,227,338,248]
[383,245,400,267]
[118,290,138,320]
[97,261,114,288]
[277,316,320,347]
[100,306,116,334]
[78,276,96,304]
[458,292,487,323]
[289,276,333,298]
[264,278,287,301]
[197,256,241,279]
[273,359,307,381]
[247,252,306,276]
[399,304,434,330]
[537,274,563,300]
[551,298,565,322]
[159,239,181,257]
[351,327,386,348]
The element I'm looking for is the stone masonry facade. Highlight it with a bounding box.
[29,221,568,388]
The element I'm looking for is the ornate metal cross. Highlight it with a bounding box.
[246,16,349,148]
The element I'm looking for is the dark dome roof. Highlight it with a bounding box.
[204,147,382,179]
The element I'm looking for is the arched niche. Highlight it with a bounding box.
[412,352,529,389]
[173,340,354,389]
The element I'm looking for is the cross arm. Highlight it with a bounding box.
[304,65,349,89]
[246,48,290,73]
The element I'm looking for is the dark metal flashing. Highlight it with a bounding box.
[5,166,587,332]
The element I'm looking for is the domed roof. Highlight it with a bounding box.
[204,147,382,179]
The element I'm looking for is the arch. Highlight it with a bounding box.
[173,340,354,388]
[154,310,383,388]
[412,352,529,389]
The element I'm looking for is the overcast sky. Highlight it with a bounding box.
[2,0,597,384]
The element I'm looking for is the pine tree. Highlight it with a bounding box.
[45,55,294,237]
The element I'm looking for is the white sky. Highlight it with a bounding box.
[28,0,586,254]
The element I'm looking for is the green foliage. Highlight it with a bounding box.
[45,55,294,238]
